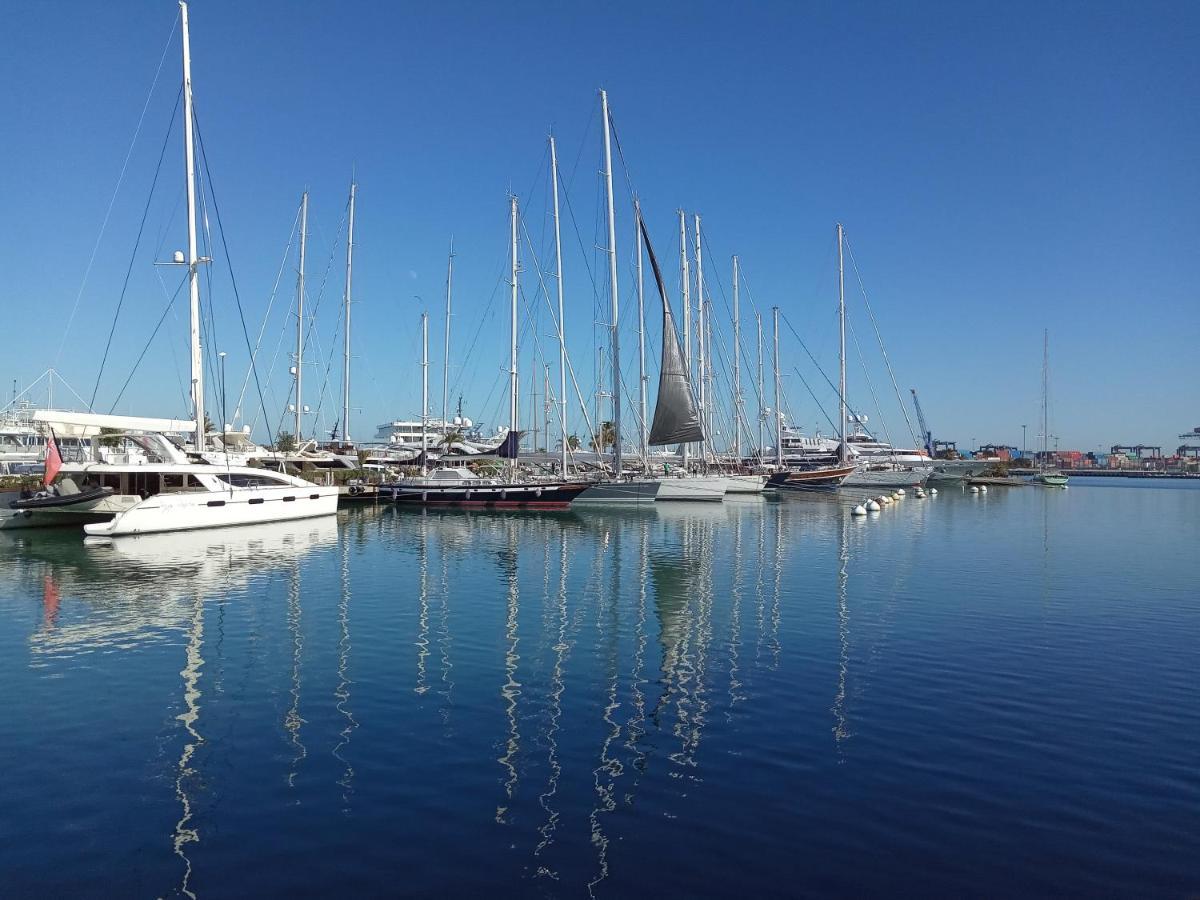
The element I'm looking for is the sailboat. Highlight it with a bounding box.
[1032,329,1069,487]
[767,224,857,492]
[567,93,661,504]
[637,210,724,501]
[380,197,588,509]
[3,2,340,535]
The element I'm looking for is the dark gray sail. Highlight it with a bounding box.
[640,214,704,446]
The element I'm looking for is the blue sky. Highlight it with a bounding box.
[2,0,1196,453]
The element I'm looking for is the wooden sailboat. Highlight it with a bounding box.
[768,224,856,492]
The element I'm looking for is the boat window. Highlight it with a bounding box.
[213,472,288,488]
[162,473,189,490]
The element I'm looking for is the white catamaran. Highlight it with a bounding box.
[1,2,338,535]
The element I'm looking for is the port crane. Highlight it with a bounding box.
[910,388,934,456]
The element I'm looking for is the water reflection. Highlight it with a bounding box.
[1,501,838,896]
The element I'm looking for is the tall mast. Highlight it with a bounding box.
[756,311,764,459]
[693,214,706,463]
[837,222,847,464]
[732,254,741,459]
[549,136,568,474]
[678,210,691,470]
[772,306,782,468]
[600,89,622,476]
[180,1,204,445]
[342,178,357,444]
[1042,328,1049,467]
[508,195,519,476]
[294,190,308,442]
[442,238,454,431]
[543,364,551,456]
[420,311,428,476]
[634,197,648,459]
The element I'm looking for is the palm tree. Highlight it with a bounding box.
[589,421,617,452]
[565,434,581,451]
[440,430,465,454]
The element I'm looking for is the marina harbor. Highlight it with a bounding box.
[1,1,1195,897]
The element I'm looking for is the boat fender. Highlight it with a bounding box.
[349,484,362,496]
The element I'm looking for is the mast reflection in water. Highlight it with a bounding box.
[1,483,1198,897]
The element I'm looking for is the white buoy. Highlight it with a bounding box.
[852,504,867,516]
[866,499,881,511]
[879,495,891,505]
[892,491,902,500]
[979,485,988,493]
[929,488,938,495]
[914,489,926,498]
[969,485,980,493]
[897,488,906,496]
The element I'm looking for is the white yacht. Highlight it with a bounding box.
[2,422,338,534]
[2,4,339,535]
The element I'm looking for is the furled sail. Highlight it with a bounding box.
[640,214,704,446]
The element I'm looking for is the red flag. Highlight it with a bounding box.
[43,429,63,486]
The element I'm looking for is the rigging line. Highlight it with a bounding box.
[195,159,222,418]
[844,236,920,449]
[55,10,180,366]
[847,315,899,457]
[518,218,600,460]
[109,274,189,411]
[557,164,602,327]
[238,205,299,429]
[155,266,190,413]
[90,85,183,410]
[192,112,276,457]
[278,206,348,436]
[790,366,839,435]
[779,311,843,405]
[235,204,299,429]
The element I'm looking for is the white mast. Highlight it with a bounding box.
[442,238,454,432]
[508,195,519,476]
[1041,328,1049,468]
[180,1,204,445]
[634,197,648,459]
[773,306,783,468]
[693,214,706,464]
[732,254,742,459]
[294,190,308,442]
[600,89,622,476]
[678,210,691,470]
[341,179,356,444]
[420,311,428,476]
[837,222,847,464]
[550,136,568,474]
[756,311,764,459]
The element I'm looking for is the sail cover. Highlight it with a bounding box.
[640,214,704,446]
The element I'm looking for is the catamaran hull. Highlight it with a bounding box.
[82,486,340,536]
[573,480,662,504]
[654,476,727,501]
[385,482,589,508]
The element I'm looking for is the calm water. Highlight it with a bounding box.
[1,481,1197,897]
